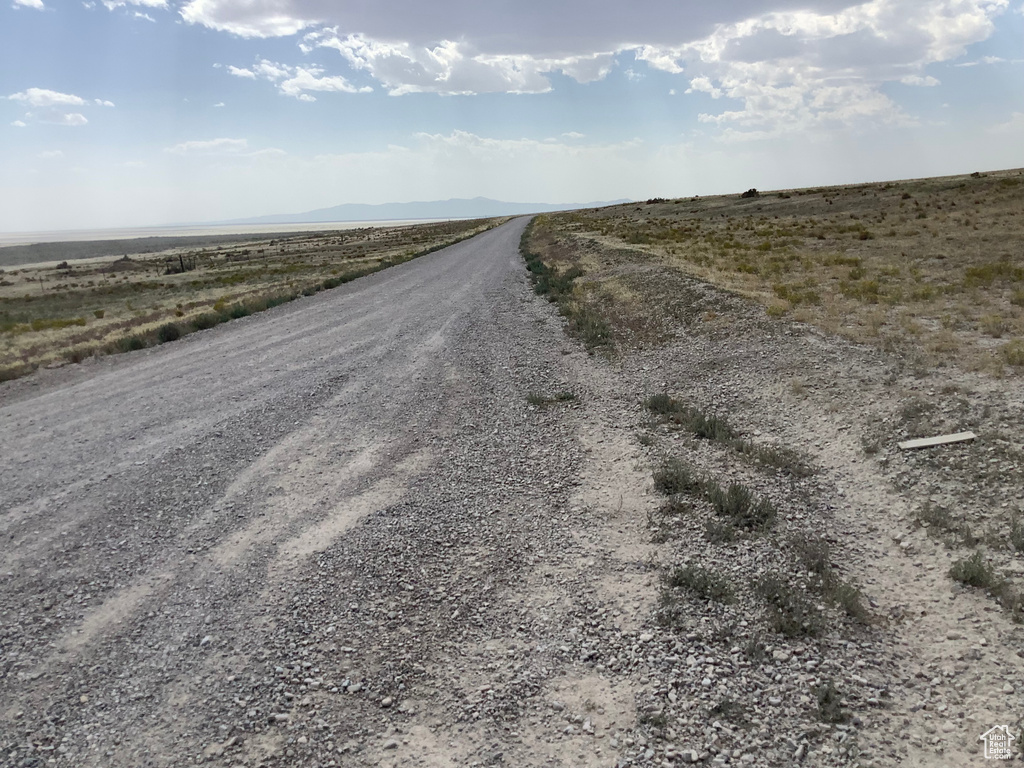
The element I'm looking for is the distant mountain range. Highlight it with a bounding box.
[218,196,631,225]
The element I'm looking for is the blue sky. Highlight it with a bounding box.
[2,0,1023,232]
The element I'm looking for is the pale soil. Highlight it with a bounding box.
[2,217,1022,768]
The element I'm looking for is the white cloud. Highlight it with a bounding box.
[686,76,723,98]
[181,0,313,37]
[307,31,614,95]
[165,137,248,155]
[9,88,88,107]
[55,113,88,126]
[279,67,371,97]
[955,55,1015,66]
[253,59,291,80]
[562,131,586,139]
[213,101,225,107]
[133,11,155,21]
[102,0,165,9]
[640,0,1008,137]
[900,75,940,86]
[224,57,371,98]
[13,0,45,9]
[170,0,1011,133]
[11,120,27,127]
[8,88,112,127]
[37,150,64,159]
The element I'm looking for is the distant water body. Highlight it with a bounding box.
[0,220,444,248]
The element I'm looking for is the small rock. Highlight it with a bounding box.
[381,697,393,708]
[382,739,399,750]
[1003,683,1015,694]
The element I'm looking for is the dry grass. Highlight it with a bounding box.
[0,219,502,379]
[532,169,1024,374]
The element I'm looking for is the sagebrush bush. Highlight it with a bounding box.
[157,323,181,343]
[653,457,704,496]
[665,565,735,603]
[706,481,777,531]
[950,551,995,588]
[754,574,824,638]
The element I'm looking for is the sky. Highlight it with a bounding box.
[2,0,1023,232]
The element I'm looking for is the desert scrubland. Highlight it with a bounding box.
[0,218,503,381]
[2,172,1023,768]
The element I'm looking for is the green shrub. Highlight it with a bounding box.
[951,551,1023,621]
[115,335,147,352]
[754,574,824,638]
[950,551,996,588]
[157,323,181,343]
[829,581,871,623]
[735,440,812,477]
[653,457,704,496]
[917,502,977,547]
[679,407,735,442]
[190,313,221,330]
[664,565,735,603]
[1011,515,1024,553]
[1003,341,1024,367]
[706,481,777,531]
[645,393,683,416]
[791,536,833,582]
[567,301,612,349]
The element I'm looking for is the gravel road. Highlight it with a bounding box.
[0,218,598,767]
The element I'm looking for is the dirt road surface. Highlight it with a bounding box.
[2,219,612,767]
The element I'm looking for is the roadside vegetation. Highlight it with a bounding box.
[0,218,502,381]
[526,170,1024,626]
[529,169,1024,374]
[520,218,613,352]
[645,394,812,477]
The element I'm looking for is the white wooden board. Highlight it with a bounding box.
[897,431,977,450]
